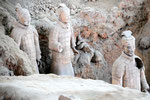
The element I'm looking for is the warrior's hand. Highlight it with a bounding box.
[58,44,63,52]
[36,54,41,61]
[37,60,42,66]
[72,47,79,54]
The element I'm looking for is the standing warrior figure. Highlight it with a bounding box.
[11,4,41,73]
[112,30,149,92]
[49,4,78,76]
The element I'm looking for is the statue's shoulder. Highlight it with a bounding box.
[10,27,23,41]
[12,25,21,32]
[134,55,144,69]
[11,26,22,37]
[51,22,60,32]
[11,23,26,34]
[134,55,142,60]
[30,25,36,31]
[113,54,125,68]
[29,25,39,36]
[54,22,61,29]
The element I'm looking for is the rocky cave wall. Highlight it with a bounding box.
[0,0,150,84]
[135,0,150,84]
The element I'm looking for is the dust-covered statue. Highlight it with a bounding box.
[112,30,149,92]
[48,4,78,76]
[10,4,41,73]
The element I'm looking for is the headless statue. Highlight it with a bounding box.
[49,4,78,76]
[112,30,149,92]
[10,4,41,73]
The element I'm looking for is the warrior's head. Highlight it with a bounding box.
[15,3,31,26]
[121,30,135,57]
[57,3,70,23]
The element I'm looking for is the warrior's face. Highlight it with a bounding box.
[18,9,31,26]
[123,44,134,57]
[58,4,70,23]
[59,10,70,23]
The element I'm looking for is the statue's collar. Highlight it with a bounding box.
[58,20,70,29]
[16,22,30,29]
[121,52,135,61]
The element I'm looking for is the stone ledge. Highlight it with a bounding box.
[0,74,150,100]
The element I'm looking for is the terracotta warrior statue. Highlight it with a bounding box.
[10,4,41,73]
[112,30,149,92]
[48,4,78,76]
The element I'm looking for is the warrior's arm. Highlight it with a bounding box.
[70,26,78,54]
[33,27,41,60]
[10,28,22,48]
[48,26,63,52]
[112,61,124,86]
[140,67,149,91]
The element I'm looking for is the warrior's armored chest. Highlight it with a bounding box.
[58,25,71,48]
[20,27,36,57]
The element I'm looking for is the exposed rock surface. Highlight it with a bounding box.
[0,74,150,100]
[135,0,150,84]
